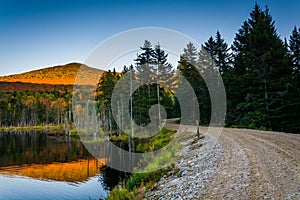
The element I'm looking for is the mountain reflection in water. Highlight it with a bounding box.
[0,131,119,200]
[0,159,104,183]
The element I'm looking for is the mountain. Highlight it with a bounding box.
[0,62,103,86]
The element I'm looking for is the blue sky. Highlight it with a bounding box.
[0,0,299,75]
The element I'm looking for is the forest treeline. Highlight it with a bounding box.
[0,4,299,133]
[0,90,72,126]
[0,82,73,92]
[0,63,98,127]
[95,4,299,133]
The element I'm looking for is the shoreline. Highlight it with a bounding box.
[0,124,69,132]
[107,125,206,200]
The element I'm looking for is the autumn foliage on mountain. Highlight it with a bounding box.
[0,62,103,91]
[0,63,103,126]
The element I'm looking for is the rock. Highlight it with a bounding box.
[179,167,188,175]
[145,191,153,197]
[144,131,222,199]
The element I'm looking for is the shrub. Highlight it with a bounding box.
[107,186,135,200]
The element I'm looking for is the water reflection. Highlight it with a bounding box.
[0,131,92,167]
[0,159,104,183]
[0,131,110,200]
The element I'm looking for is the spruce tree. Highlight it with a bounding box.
[204,31,234,126]
[182,42,198,66]
[135,40,154,89]
[177,55,200,124]
[231,4,293,130]
[214,31,231,74]
[285,26,300,133]
[204,31,231,74]
[152,44,174,125]
[133,41,175,126]
[289,26,300,81]
[203,36,216,58]
[96,69,120,133]
[133,41,155,125]
[178,43,207,124]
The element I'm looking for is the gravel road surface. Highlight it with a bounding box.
[146,121,300,199]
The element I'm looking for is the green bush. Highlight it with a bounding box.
[126,167,170,191]
[134,128,175,153]
[107,186,135,200]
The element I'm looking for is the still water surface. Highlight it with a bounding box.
[0,131,119,200]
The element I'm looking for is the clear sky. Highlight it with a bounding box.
[0,0,299,75]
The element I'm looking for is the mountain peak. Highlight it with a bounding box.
[0,63,103,86]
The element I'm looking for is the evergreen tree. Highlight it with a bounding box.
[284,26,300,133]
[152,43,174,125]
[203,36,216,58]
[121,65,134,75]
[197,46,214,124]
[231,4,293,130]
[214,31,231,73]
[182,42,198,66]
[132,41,176,126]
[177,43,203,124]
[153,43,174,79]
[96,69,120,133]
[135,40,155,100]
[204,31,231,73]
[133,41,154,125]
[96,69,119,107]
[289,26,300,81]
[204,31,233,125]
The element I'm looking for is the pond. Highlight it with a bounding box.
[0,131,123,200]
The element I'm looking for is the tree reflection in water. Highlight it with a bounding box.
[0,131,125,189]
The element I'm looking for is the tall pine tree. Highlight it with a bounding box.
[152,43,174,124]
[182,42,198,66]
[289,26,300,81]
[204,31,231,74]
[285,26,300,133]
[231,4,292,131]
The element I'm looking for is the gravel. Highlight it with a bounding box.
[145,125,223,199]
[145,123,300,199]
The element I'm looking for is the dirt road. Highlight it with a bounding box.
[203,128,300,199]
[147,122,300,199]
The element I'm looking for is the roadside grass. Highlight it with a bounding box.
[106,128,179,200]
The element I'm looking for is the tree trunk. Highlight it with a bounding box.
[157,64,161,126]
